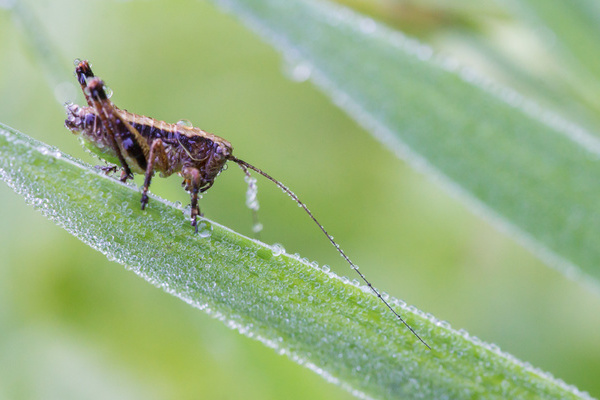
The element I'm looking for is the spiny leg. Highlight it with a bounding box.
[141,139,168,210]
[86,77,134,181]
[182,167,202,232]
[69,63,129,180]
[74,60,95,107]
[75,60,135,181]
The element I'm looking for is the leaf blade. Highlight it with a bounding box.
[0,122,592,399]
[211,0,600,287]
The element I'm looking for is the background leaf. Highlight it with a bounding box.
[213,0,600,289]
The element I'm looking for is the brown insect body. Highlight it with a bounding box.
[64,60,430,349]
[65,60,233,227]
[66,104,232,179]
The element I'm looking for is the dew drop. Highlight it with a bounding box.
[271,243,285,256]
[282,55,312,83]
[176,119,193,127]
[103,85,114,99]
[196,220,213,238]
[244,175,259,211]
[252,223,263,233]
[436,320,451,329]
[358,17,376,34]
[288,62,312,82]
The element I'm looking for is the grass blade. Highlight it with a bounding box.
[0,122,593,399]
[210,0,600,287]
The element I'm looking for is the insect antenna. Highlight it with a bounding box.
[229,156,431,350]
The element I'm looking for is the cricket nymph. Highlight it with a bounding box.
[65,103,232,183]
[63,60,430,349]
[64,60,233,228]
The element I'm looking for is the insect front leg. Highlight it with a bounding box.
[141,139,168,210]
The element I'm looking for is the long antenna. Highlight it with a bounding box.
[230,156,431,350]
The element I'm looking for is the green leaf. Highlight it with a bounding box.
[211,0,600,287]
[494,0,600,129]
[0,123,592,399]
[514,0,600,84]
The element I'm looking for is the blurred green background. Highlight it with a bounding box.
[1,0,599,399]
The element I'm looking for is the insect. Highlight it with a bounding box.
[64,59,430,349]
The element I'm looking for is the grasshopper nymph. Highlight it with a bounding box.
[64,59,430,349]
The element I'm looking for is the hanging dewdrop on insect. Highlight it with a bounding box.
[243,172,263,234]
[64,59,431,349]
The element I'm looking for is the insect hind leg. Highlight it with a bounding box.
[74,60,96,107]
[86,77,134,181]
